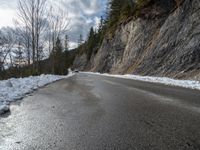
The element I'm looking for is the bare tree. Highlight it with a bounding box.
[17,0,47,71]
[45,3,70,73]
[13,24,32,66]
[0,40,5,71]
[0,28,17,70]
[47,3,70,54]
[13,42,25,67]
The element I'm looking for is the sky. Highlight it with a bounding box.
[0,0,107,49]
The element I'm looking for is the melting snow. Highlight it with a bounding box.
[84,72,200,91]
[0,73,74,115]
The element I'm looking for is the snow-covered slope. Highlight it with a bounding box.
[84,72,200,91]
[0,73,74,115]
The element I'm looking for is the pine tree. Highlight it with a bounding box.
[64,34,69,51]
[0,47,4,71]
[78,34,84,46]
[106,0,136,28]
[53,37,64,75]
[109,0,124,26]
[98,16,104,33]
[87,27,96,60]
[88,27,95,40]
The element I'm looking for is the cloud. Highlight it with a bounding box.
[69,42,78,50]
[0,0,17,27]
[1,0,17,9]
[0,9,16,28]
[60,0,107,48]
[0,0,107,49]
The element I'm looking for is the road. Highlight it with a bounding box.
[0,73,200,150]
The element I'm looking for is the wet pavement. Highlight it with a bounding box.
[0,73,200,150]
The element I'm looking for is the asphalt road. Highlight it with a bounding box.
[1,73,200,150]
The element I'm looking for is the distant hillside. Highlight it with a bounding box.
[72,0,200,80]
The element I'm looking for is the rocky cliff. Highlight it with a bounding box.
[73,0,200,80]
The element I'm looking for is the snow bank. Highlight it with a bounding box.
[0,73,74,115]
[84,72,200,91]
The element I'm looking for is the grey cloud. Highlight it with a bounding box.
[1,0,17,9]
[0,0,107,49]
[62,0,106,47]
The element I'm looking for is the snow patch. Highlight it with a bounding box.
[0,73,74,115]
[84,72,200,91]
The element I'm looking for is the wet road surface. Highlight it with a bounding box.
[0,73,200,150]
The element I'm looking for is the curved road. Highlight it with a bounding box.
[0,73,200,150]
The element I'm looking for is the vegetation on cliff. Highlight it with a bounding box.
[74,0,161,62]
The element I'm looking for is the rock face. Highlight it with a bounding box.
[73,53,88,71]
[73,0,200,79]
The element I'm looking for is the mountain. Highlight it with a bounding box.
[72,0,200,80]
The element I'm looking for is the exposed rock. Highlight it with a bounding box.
[0,105,10,115]
[73,54,87,70]
[73,0,200,80]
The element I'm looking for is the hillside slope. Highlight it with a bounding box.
[73,0,200,80]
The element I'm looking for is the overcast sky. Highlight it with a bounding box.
[0,0,107,49]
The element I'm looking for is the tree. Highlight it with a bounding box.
[175,0,181,7]
[86,27,96,60]
[17,0,48,72]
[14,26,32,66]
[0,0,71,79]
[78,34,84,46]
[14,42,25,67]
[98,16,104,33]
[88,27,95,40]
[64,34,69,52]
[108,0,124,26]
[0,39,4,71]
[0,27,17,70]
[52,37,65,75]
[105,0,137,29]
[121,0,134,17]
[47,5,70,56]
[46,4,70,74]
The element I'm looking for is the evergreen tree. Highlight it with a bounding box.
[53,37,65,75]
[0,51,3,71]
[87,27,96,60]
[108,0,124,26]
[88,27,95,40]
[106,0,137,28]
[64,34,69,52]
[98,16,104,33]
[78,34,84,46]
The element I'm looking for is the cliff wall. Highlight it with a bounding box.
[73,0,200,80]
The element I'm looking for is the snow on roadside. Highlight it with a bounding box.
[84,72,200,91]
[0,73,74,115]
